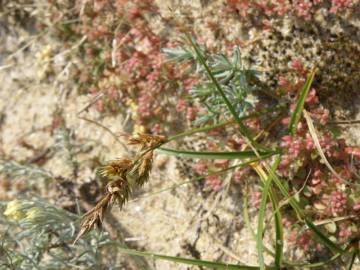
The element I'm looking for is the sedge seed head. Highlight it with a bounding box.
[99,158,132,179]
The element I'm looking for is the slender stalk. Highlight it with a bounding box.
[347,252,356,270]
[130,157,272,203]
[168,105,286,142]
[115,245,276,270]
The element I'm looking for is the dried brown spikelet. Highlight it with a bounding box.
[74,177,130,244]
[130,151,154,186]
[128,133,167,149]
[99,158,132,179]
[73,194,111,244]
[139,152,153,177]
[75,133,167,243]
[106,177,131,206]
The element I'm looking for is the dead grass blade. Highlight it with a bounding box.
[303,110,346,183]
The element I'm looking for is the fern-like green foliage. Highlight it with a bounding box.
[0,199,119,270]
[0,160,54,183]
[0,127,127,270]
[163,38,259,125]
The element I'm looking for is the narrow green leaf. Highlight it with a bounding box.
[158,147,276,160]
[267,171,303,218]
[266,168,346,255]
[243,183,290,269]
[244,186,342,269]
[256,156,282,270]
[162,47,193,62]
[305,219,345,254]
[272,201,283,270]
[268,158,283,270]
[347,252,356,270]
[257,172,273,269]
[289,70,316,135]
[168,105,286,142]
[285,252,342,268]
[116,246,275,270]
[168,120,234,141]
[132,158,264,202]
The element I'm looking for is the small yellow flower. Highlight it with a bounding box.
[36,45,53,62]
[4,200,26,221]
[40,45,52,60]
[133,124,145,135]
[25,207,43,222]
[126,99,139,120]
[130,103,138,112]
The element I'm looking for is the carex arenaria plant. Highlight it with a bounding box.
[74,133,167,243]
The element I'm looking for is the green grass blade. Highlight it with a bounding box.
[272,201,283,269]
[168,106,284,142]
[268,172,302,218]
[158,147,276,160]
[256,156,282,270]
[132,158,266,202]
[268,158,283,269]
[168,120,234,141]
[289,70,315,135]
[304,219,345,254]
[266,168,345,254]
[116,246,275,270]
[257,171,273,269]
[347,252,356,270]
[244,186,342,269]
[285,252,342,268]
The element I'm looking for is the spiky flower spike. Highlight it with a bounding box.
[128,134,166,186]
[74,177,130,244]
[98,158,132,180]
[129,151,154,186]
[74,133,166,243]
[128,133,167,150]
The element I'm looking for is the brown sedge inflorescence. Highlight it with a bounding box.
[74,133,166,243]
